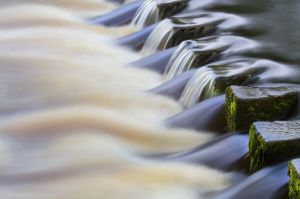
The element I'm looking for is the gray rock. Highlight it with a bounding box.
[157,0,189,19]
[249,121,300,173]
[225,86,297,132]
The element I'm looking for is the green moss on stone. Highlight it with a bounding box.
[169,23,217,48]
[213,74,251,97]
[289,160,300,199]
[226,88,238,132]
[249,125,267,173]
[158,0,188,19]
[249,121,300,173]
[225,86,297,132]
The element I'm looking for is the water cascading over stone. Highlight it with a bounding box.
[164,35,258,80]
[179,61,256,108]
[141,16,218,55]
[163,39,224,80]
[131,0,189,29]
[179,66,216,108]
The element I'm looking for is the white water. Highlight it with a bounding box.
[0,2,231,199]
[164,40,199,80]
[0,4,137,38]
[142,19,176,55]
[132,0,160,29]
[180,67,216,108]
[0,0,118,18]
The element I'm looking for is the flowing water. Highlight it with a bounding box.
[1,0,300,198]
[0,0,118,17]
[0,1,232,199]
[179,67,215,108]
[163,35,258,80]
[163,40,206,80]
[131,0,160,28]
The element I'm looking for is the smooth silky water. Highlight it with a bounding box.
[1,0,300,199]
[138,0,300,198]
[0,1,231,199]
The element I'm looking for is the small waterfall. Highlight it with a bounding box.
[163,39,219,80]
[179,67,215,108]
[141,16,218,55]
[131,0,160,29]
[163,35,257,80]
[164,41,199,80]
[141,19,176,55]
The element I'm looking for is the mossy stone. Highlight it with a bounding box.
[225,86,297,132]
[212,74,251,96]
[289,159,300,199]
[190,50,220,69]
[249,121,300,173]
[166,21,218,48]
[157,0,189,19]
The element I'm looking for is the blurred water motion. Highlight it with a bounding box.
[0,0,299,198]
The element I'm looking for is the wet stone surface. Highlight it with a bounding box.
[134,0,189,28]
[213,72,251,96]
[225,86,298,132]
[249,121,300,173]
[255,121,300,141]
[157,0,189,19]
[168,22,218,49]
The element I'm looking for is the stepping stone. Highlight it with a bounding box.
[225,86,297,132]
[156,0,189,20]
[163,40,222,80]
[168,19,218,49]
[142,14,222,54]
[173,39,222,68]
[289,159,300,199]
[212,67,253,96]
[249,121,300,173]
[133,0,189,27]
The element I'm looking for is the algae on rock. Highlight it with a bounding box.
[249,121,300,173]
[225,86,297,132]
[289,159,300,199]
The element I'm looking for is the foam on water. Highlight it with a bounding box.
[0,120,228,198]
[0,51,184,123]
[0,4,137,38]
[0,28,140,63]
[0,5,183,124]
[0,3,231,198]
[0,106,212,153]
[0,0,118,18]
[0,104,228,199]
